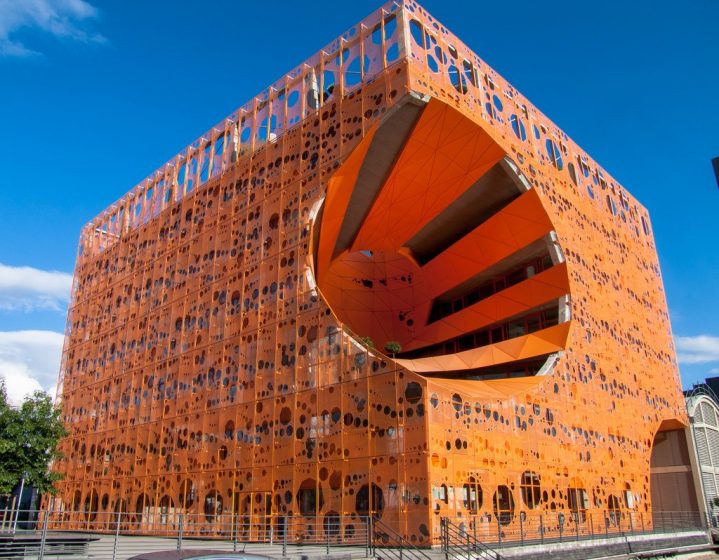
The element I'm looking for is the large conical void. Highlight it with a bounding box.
[314,96,571,378]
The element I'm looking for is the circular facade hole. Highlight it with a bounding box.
[493,485,515,526]
[204,490,223,522]
[356,483,384,518]
[405,382,423,404]
[297,478,324,516]
[178,480,195,509]
[452,393,463,412]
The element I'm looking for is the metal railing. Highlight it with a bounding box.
[0,509,374,559]
[440,517,503,560]
[371,517,433,560]
[440,510,711,556]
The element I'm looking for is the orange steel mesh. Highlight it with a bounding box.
[50,0,686,545]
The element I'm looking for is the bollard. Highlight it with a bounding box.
[519,514,524,546]
[177,514,183,552]
[112,511,121,560]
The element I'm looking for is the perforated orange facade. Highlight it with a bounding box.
[51,0,687,545]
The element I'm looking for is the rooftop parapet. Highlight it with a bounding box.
[79,0,404,258]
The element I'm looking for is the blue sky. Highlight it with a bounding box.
[0,0,717,402]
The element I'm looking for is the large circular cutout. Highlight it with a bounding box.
[313,99,570,379]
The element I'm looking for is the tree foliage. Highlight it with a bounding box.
[384,341,402,356]
[358,336,375,348]
[0,383,67,495]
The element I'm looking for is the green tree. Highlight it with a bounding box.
[358,336,375,349]
[384,341,402,356]
[0,383,67,495]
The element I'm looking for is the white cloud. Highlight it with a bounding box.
[0,330,64,405]
[0,0,105,58]
[675,335,719,365]
[0,262,72,312]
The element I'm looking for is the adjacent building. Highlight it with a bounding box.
[685,383,719,516]
[50,1,691,544]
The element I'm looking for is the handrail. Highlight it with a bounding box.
[2,508,375,560]
[440,510,710,550]
[371,517,433,560]
[441,517,504,560]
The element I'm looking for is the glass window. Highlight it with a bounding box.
[478,283,494,300]
[567,486,588,522]
[465,291,480,306]
[475,331,490,347]
[506,268,526,287]
[493,485,515,526]
[507,320,527,338]
[298,486,317,516]
[567,162,578,185]
[490,327,504,343]
[607,494,621,526]
[541,307,559,327]
[510,114,527,141]
[520,472,541,509]
[204,491,223,522]
[458,335,474,351]
[545,139,564,170]
[527,316,541,333]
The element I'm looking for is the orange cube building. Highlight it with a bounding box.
[51,0,693,545]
